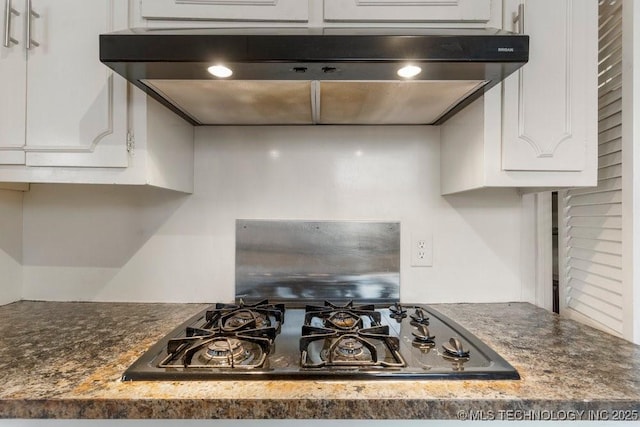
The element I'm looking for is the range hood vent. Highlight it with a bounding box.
[100,27,528,126]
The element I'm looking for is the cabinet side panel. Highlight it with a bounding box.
[145,97,195,193]
[440,96,487,194]
[0,189,22,305]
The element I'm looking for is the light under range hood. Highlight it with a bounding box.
[99,27,528,126]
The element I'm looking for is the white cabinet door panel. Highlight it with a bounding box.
[324,0,491,22]
[24,0,128,167]
[502,0,594,171]
[0,0,26,165]
[141,0,308,22]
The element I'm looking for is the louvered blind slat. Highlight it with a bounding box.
[568,203,621,217]
[568,248,622,268]
[598,151,623,168]
[568,238,622,255]
[599,45,621,73]
[567,189,621,206]
[567,289,622,317]
[598,74,621,97]
[562,0,623,336]
[598,124,621,144]
[566,226,621,241]
[567,215,621,229]
[598,99,622,120]
[599,0,622,20]
[598,112,621,132]
[568,279,620,295]
[568,258,623,281]
[598,164,621,179]
[599,0,621,27]
[599,28,621,55]
[568,181,621,198]
[598,138,621,156]
[570,269,623,294]
[566,299,623,333]
[568,279,623,307]
[598,61,621,86]
[599,86,622,108]
[569,291,622,328]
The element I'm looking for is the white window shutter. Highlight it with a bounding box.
[559,0,623,337]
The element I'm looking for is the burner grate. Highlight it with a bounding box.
[159,299,285,369]
[300,300,406,369]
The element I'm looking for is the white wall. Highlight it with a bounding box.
[0,189,23,305]
[21,126,524,303]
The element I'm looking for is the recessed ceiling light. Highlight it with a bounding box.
[208,65,233,78]
[397,65,422,79]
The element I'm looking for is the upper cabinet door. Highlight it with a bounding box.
[0,0,26,165]
[324,0,491,22]
[501,0,598,171]
[23,0,129,167]
[140,0,309,22]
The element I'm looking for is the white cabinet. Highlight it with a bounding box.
[0,0,195,192]
[324,0,491,23]
[140,0,308,22]
[441,0,598,194]
[0,0,26,165]
[501,0,591,172]
[138,0,493,25]
[22,0,129,167]
[0,0,129,168]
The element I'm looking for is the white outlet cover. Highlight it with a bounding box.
[411,234,433,267]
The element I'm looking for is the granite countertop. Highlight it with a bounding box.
[0,300,639,419]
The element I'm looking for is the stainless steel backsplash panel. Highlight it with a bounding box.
[235,220,400,307]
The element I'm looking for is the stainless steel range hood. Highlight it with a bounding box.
[99,27,528,126]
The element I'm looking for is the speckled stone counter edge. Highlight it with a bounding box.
[1,399,640,419]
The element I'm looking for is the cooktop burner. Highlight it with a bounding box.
[122,300,519,380]
[301,302,405,368]
[155,300,283,370]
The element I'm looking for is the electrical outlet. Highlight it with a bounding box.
[411,235,433,267]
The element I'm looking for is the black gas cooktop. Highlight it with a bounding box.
[122,300,519,380]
